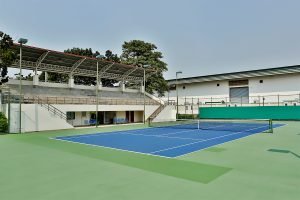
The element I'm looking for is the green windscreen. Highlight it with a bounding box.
[199,106,300,120]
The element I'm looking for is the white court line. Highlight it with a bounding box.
[150,125,269,154]
[52,137,172,159]
[55,126,203,140]
[175,123,286,158]
[120,132,203,141]
[160,124,228,137]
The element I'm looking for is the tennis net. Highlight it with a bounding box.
[148,118,273,133]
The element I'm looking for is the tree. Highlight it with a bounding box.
[0,31,16,85]
[102,50,119,87]
[105,50,120,62]
[120,40,168,96]
[15,72,34,81]
[64,48,98,85]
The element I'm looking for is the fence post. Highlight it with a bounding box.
[185,96,187,114]
[192,97,194,116]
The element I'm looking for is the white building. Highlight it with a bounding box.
[164,65,300,115]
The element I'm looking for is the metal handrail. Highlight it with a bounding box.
[36,96,67,120]
[2,94,160,105]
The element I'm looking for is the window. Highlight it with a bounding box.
[82,112,86,117]
[229,79,249,86]
[67,112,75,120]
[259,80,263,83]
[169,85,176,91]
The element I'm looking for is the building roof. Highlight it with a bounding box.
[167,65,300,85]
[9,44,156,82]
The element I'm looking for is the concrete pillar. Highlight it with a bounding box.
[33,74,39,86]
[44,72,48,82]
[98,79,102,90]
[69,77,74,88]
[140,81,145,93]
[120,81,125,92]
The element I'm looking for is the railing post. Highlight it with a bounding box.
[241,96,243,107]
[192,97,194,116]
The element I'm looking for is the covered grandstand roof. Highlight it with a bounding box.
[9,44,157,82]
[167,65,300,85]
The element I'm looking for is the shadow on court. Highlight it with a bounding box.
[17,135,232,184]
[268,149,300,159]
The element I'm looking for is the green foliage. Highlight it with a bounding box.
[120,40,168,96]
[0,112,8,133]
[0,32,16,84]
[39,72,68,83]
[14,73,34,81]
[177,114,198,119]
[105,50,120,62]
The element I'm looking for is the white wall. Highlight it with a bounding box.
[249,74,300,94]
[3,103,159,132]
[164,73,300,105]
[166,80,229,98]
[152,105,177,122]
[7,104,73,133]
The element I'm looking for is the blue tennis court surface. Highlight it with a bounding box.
[55,122,284,158]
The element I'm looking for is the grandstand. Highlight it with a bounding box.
[0,44,170,133]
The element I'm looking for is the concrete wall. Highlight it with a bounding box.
[152,105,177,122]
[249,74,300,94]
[165,80,229,104]
[165,74,300,101]
[3,103,159,132]
[6,104,73,133]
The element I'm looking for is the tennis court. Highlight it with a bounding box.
[55,119,284,158]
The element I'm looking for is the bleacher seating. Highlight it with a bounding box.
[7,84,145,99]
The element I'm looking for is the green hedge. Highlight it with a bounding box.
[177,114,198,119]
[0,112,8,133]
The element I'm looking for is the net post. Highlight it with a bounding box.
[269,119,273,133]
[197,119,200,130]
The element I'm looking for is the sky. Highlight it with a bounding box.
[1,0,300,80]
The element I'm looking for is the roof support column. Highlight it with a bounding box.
[98,78,102,90]
[120,80,125,92]
[140,80,144,93]
[69,76,74,88]
[44,72,48,82]
[33,74,39,86]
